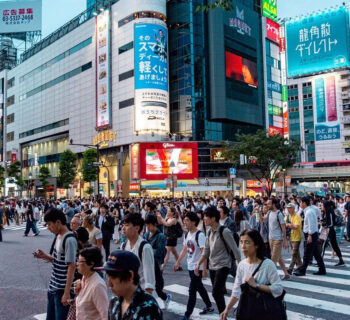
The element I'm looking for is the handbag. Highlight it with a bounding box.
[67,299,76,320]
[236,259,287,320]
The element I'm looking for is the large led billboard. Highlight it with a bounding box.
[225,51,258,87]
[140,142,198,180]
[286,7,350,77]
[134,23,169,133]
[0,0,42,33]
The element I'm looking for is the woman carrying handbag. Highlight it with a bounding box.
[220,229,286,320]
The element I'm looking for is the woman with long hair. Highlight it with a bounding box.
[321,200,344,266]
[220,229,284,320]
[23,203,39,236]
[156,206,182,271]
[234,210,250,235]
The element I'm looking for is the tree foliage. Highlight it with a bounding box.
[58,149,78,189]
[223,130,302,196]
[82,149,98,183]
[85,186,94,196]
[7,161,24,187]
[197,0,233,12]
[38,166,51,198]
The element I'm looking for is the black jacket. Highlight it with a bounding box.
[95,211,115,239]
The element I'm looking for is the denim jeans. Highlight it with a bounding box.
[186,270,212,317]
[209,267,230,313]
[24,220,37,235]
[46,290,70,320]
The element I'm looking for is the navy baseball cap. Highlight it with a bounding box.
[95,250,140,274]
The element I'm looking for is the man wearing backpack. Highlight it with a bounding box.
[174,212,213,320]
[144,214,172,309]
[121,213,158,297]
[194,206,241,314]
[34,208,78,320]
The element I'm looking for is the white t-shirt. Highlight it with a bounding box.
[183,230,206,271]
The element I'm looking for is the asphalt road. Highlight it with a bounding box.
[1,222,350,320]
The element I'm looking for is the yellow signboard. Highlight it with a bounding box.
[93,130,116,146]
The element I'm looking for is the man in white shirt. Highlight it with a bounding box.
[121,213,156,295]
[294,197,326,276]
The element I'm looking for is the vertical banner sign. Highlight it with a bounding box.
[96,10,111,129]
[325,76,337,121]
[134,23,169,133]
[315,78,326,123]
[266,17,279,43]
[130,144,140,180]
[262,0,277,22]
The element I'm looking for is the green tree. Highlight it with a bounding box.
[38,166,51,198]
[223,130,302,196]
[197,0,233,12]
[58,149,78,190]
[7,160,24,188]
[82,149,98,184]
[85,186,94,197]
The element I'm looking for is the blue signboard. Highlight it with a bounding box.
[134,23,168,91]
[315,124,340,141]
[286,8,350,77]
[267,80,281,93]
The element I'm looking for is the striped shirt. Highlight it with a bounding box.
[48,232,78,293]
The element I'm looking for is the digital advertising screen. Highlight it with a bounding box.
[140,142,198,180]
[286,7,350,77]
[134,23,169,133]
[225,51,258,87]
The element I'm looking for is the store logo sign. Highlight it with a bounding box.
[229,6,251,36]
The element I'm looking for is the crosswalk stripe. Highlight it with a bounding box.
[277,270,350,285]
[283,260,350,275]
[165,284,327,320]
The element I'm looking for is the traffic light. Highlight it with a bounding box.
[227,179,231,188]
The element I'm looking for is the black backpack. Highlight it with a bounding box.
[208,225,236,260]
[185,230,203,247]
[174,222,183,238]
[49,233,76,255]
[122,240,164,293]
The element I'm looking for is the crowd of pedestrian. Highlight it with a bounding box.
[1,193,350,319]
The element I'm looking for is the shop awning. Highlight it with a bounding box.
[141,180,199,189]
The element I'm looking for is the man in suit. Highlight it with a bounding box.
[95,203,115,259]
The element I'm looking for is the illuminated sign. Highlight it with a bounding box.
[93,130,116,146]
[229,6,252,36]
[286,8,350,77]
[268,105,283,116]
[266,17,279,43]
[268,126,283,136]
[247,180,269,188]
[140,142,198,180]
[282,85,288,102]
[130,144,140,180]
[262,0,277,22]
[134,23,169,133]
[129,183,140,191]
[225,51,258,87]
[96,10,111,128]
[210,149,227,162]
[0,0,42,33]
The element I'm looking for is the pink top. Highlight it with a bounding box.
[76,272,108,320]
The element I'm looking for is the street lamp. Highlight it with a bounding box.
[170,160,175,198]
[78,170,82,198]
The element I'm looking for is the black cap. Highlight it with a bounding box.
[95,250,140,274]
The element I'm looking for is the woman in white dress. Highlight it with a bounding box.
[220,229,284,320]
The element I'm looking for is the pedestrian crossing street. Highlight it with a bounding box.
[2,223,47,233]
[33,244,350,320]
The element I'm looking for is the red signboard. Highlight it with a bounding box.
[268,126,283,136]
[11,153,16,163]
[130,144,140,180]
[139,142,198,180]
[279,37,286,53]
[129,183,140,191]
[283,111,289,135]
[266,17,279,43]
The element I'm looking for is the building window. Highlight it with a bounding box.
[6,131,14,142]
[7,77,15,89]
[345,136,350,141]
[119,98,134,109]
[119,41,133,54]
[19,119,69,139]
[20,62,92,101]
[344,124,350,129]
[6,113,14,124]
[20,38,92,83]
[7,95,15,106]
[119,70,134,81]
